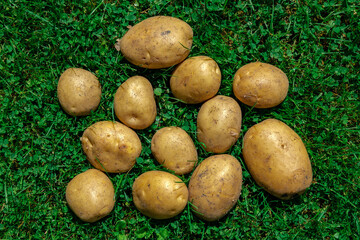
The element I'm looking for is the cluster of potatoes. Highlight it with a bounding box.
[58,16,313,223]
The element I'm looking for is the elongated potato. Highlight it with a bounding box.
[197,95,242,153]
[243,119,313,200]
[188,154,243,221]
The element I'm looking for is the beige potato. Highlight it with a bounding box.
[132,171,188,219]
[151,126,198,175]
[66,169,115,223]
[233,62,289,108]
[197,95,242,153]
[114,76,157,130]
[57,68,101,116]
[188,154,243,221]
[81,121,142,173]
[120,16,193,69]
[243,118,313,200]
[170,56,221,104]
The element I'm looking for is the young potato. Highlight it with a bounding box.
[233,62,289,108]
[114,76,157,130]
[66,169,115,223]
[81,121,142,173]
[188,154,243,221]
[243,119,313,200]
[170,56,221,104]
[151,126,198,175]
[132,171,188,219]
[120,16,193,69]
[197,95,242,153]
[57,68,101,116]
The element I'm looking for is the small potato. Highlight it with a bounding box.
[114,76,157,130]
[188,154,243,221]
[233,62,289,108]
[81,121,142,173]
[197,95,242,153]
[243,119,313,200]
[120,16,193,69]
[151,126,198,175]
[66,169,115,223]
[170,56,221,104]
[132,171,188,219]
[57,68,101,116]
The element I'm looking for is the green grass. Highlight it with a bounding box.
[1,0,359,239]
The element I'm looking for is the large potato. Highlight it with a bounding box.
[132,171,188,219]
[81,121,142,173]
[114,76,157,130]
[57,68,101,116]
[66,169,115,223]
[188,154,243,221]
[170,56,221,104]
[151,126,198,175]
[197,95,242,153]
[233,62,289,108]
[243,119,313,200]
[120,16,193,69]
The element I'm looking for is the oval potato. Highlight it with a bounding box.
[114,76,157,130]
[188,154,243,221]
[120,16,193,69]
[132,171,188,219]
[81,121,142,173]
[151,126,198,175]
[197,95,242,153]
[243,118,313,200]
[170,56,221,104]
[233,62,289,108]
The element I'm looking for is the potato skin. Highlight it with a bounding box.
[66,169,115,223]
[81,121,142,173]
[151,126,198,175]
[188,154,243,221]
[57,68,101,116]
[132,171,188,219]
[243,119,313,200]
[170,56,221,104]
[114,76,157,130]
[197,95,242,153]
[120,16,193,69]
[233,62,289,108]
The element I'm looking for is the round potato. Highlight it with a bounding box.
[197,95,242,153]
[233,62,289,108]
[66,169,115,223]
[120,16,193,69]
[170,56,221,104]
[188,154,243,221]
[243,119,313,200]
[81,121,142,173]
[114,76,157,130]
[57,68,101,116]
[132,171,188,219]
[151,126,198,175]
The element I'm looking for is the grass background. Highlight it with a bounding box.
[1,0,359,239]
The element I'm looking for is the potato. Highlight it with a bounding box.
[120,16,193,69]
[132,171,188,219]
[151,126,198,175]
[66,169,115,223]
[81,121,142,173]
[233,62,289,108]
[57,68,101,116]
[188,154,243,221]
[114,76,157,130]
[170,56,221,104]
[242,119,313,200]
[197,95,242,153]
